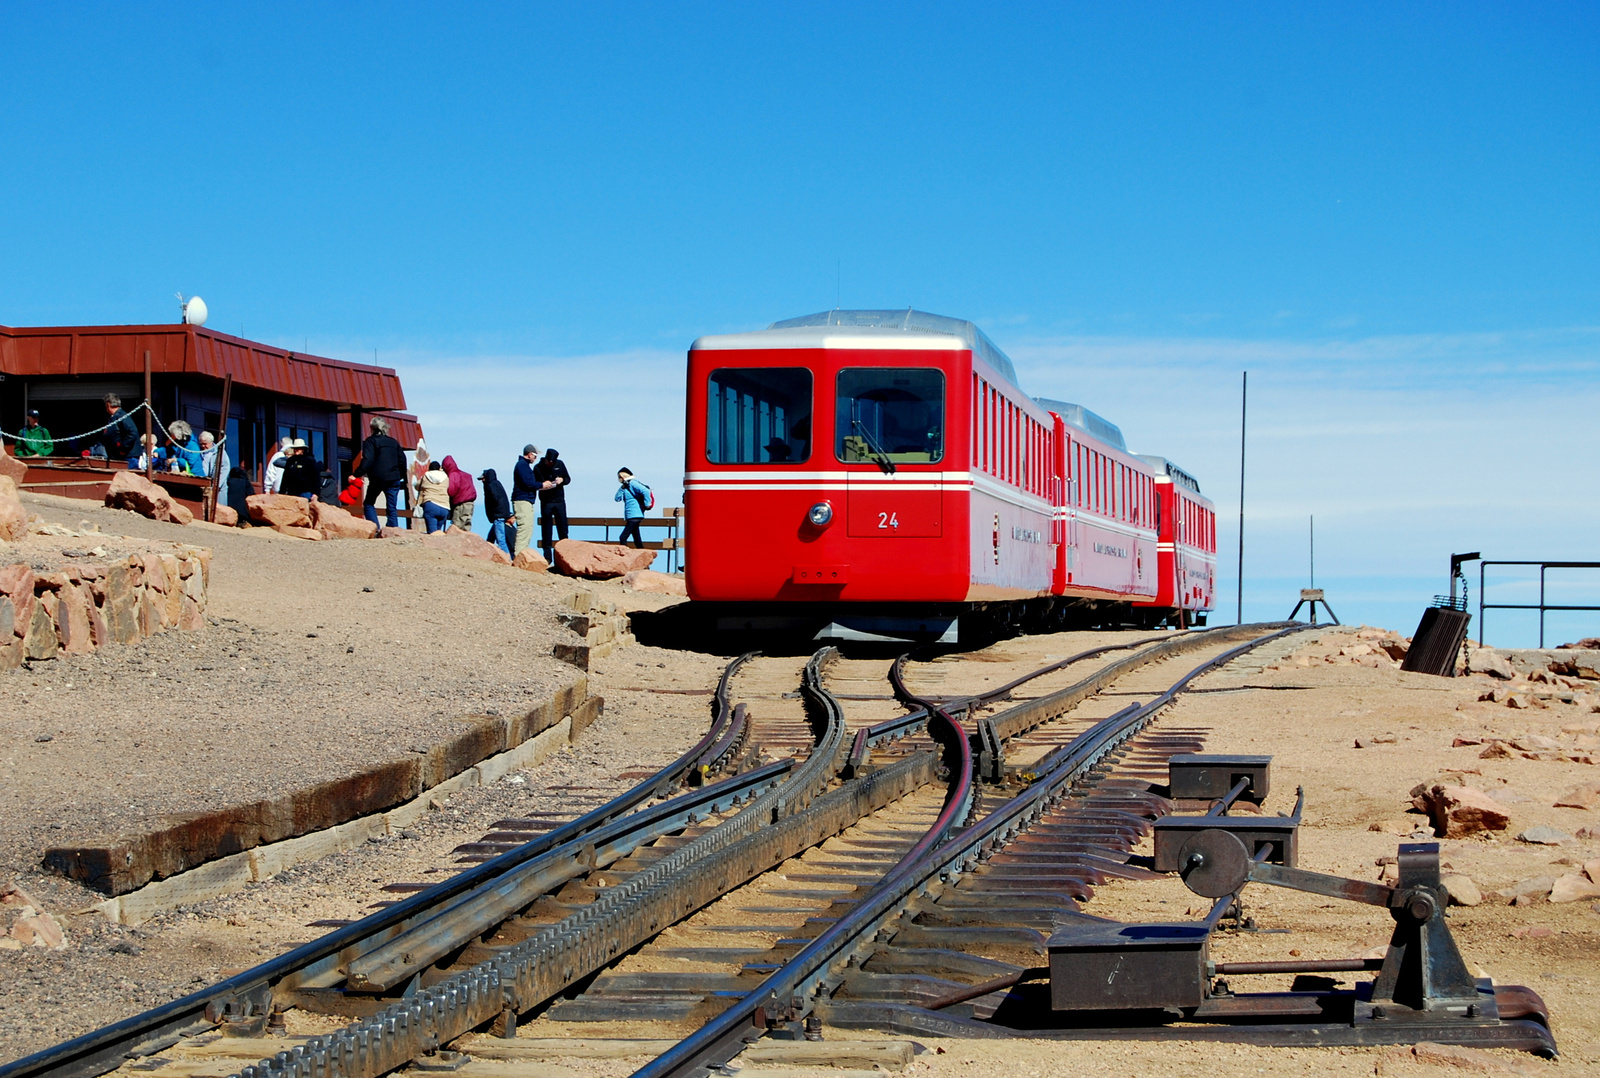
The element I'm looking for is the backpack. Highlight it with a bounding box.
[633,480,655,512]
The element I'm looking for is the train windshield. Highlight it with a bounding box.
[836,368,945,464]
[706,368,812,464]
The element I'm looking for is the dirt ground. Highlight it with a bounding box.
[2,531,1596,1077]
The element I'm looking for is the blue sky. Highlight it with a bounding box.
[2,4,1597,641]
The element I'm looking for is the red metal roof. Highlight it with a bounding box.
[0,323,407,411]
[338,411,425,452]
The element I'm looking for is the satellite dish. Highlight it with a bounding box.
[181,295,209,327]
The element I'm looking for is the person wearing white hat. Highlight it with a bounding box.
[279,438,321,500]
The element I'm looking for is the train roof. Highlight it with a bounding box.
[1032,398,1127,452]
[1136,454,1202,493]
[692,308,1021,387]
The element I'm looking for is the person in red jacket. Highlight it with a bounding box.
[442,455,477,531]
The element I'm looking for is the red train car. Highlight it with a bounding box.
[683,310,1214,640]
[1133,457,1217,627]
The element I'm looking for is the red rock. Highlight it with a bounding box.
[1452,736,1484,747]
[0,564,33,635]
[0,640,20,670]
[622,569,687,595]
[104,470,193,525]
[1549,873,1600,903]
[0,444,25,488]
[272,524,323,540]
[140,553,169,593]
[553,539,655,579]
[82,584,108,648]
[0,488,25,541]
[1554,784,1600,809]
[1479,741,1513,759]
[1471,650,1516,679]
[1421,785,1510,838]
[512,549,550,573]
[22,601,59,661]
[247,493,313,527]
[179,595,203,631]
[309,501,378,540]
[56,586,94,655]
[11,911,66,950]
[421,529,512,565]
[213,504,239,527]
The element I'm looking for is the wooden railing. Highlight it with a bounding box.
[566,508,684,571]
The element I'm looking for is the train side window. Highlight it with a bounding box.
[706,367,812,464]
[837,368,945,464]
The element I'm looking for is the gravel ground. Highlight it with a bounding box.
[0,595,727,1064]
[0,493,581,911]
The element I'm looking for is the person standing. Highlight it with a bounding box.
[533,447,571,564]
[479,467,513,554]
[355,417,407,529]
[511,445,541,556]
[198,430,230,480]
[416,459,451,533]
[225,466,255,523]
[264,436,292,493]
[442,455,476,531]
[279,440,321,500]
[614,468,650,548]
[12,411,54,457]
[100,394,140,464]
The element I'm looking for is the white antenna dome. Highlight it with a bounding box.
[181,295,209,327]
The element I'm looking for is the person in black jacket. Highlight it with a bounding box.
[278,440,321,500]
[355,417,407,528]
[99,393,141,464]
[225,466,255,524]
[532,448,571,563]
[479,468,514,554]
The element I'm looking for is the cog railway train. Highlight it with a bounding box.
[682,310,1216,642]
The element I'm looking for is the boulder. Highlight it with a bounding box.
[310,501,379,540]
[513,549,550,573]
[1420,785,1510,838]
[1515,824,1573,846]
[421,528,512,565]
[213,504,239,527]
[247,493,312,528]
[1553,784,1600,810]
[0,444,25,487]
[553,539,656,579]
[621,569,687,595]
[1469,649,1515,680]
[1440,874,1482,907]
[104,471,193,525]
[1549,873,1600,903]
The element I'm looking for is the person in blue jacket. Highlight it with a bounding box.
[614,468,650,549]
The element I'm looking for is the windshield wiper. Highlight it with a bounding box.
[851,418,897,475]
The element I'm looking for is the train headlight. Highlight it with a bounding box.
[808,501,834,527]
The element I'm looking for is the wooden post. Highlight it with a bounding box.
[207,373,233,521]
[143,351,153,481]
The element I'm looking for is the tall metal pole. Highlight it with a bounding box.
[1309,514,1315,589]
[1236,371,1247,624]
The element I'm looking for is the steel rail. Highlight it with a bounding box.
[631,623,1311,1078]
[209,647,896,1078]
[0,652,764,1078]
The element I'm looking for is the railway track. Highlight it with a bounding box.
[0,623,1311,1078]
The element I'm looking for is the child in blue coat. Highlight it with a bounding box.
[614,468,650,548]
